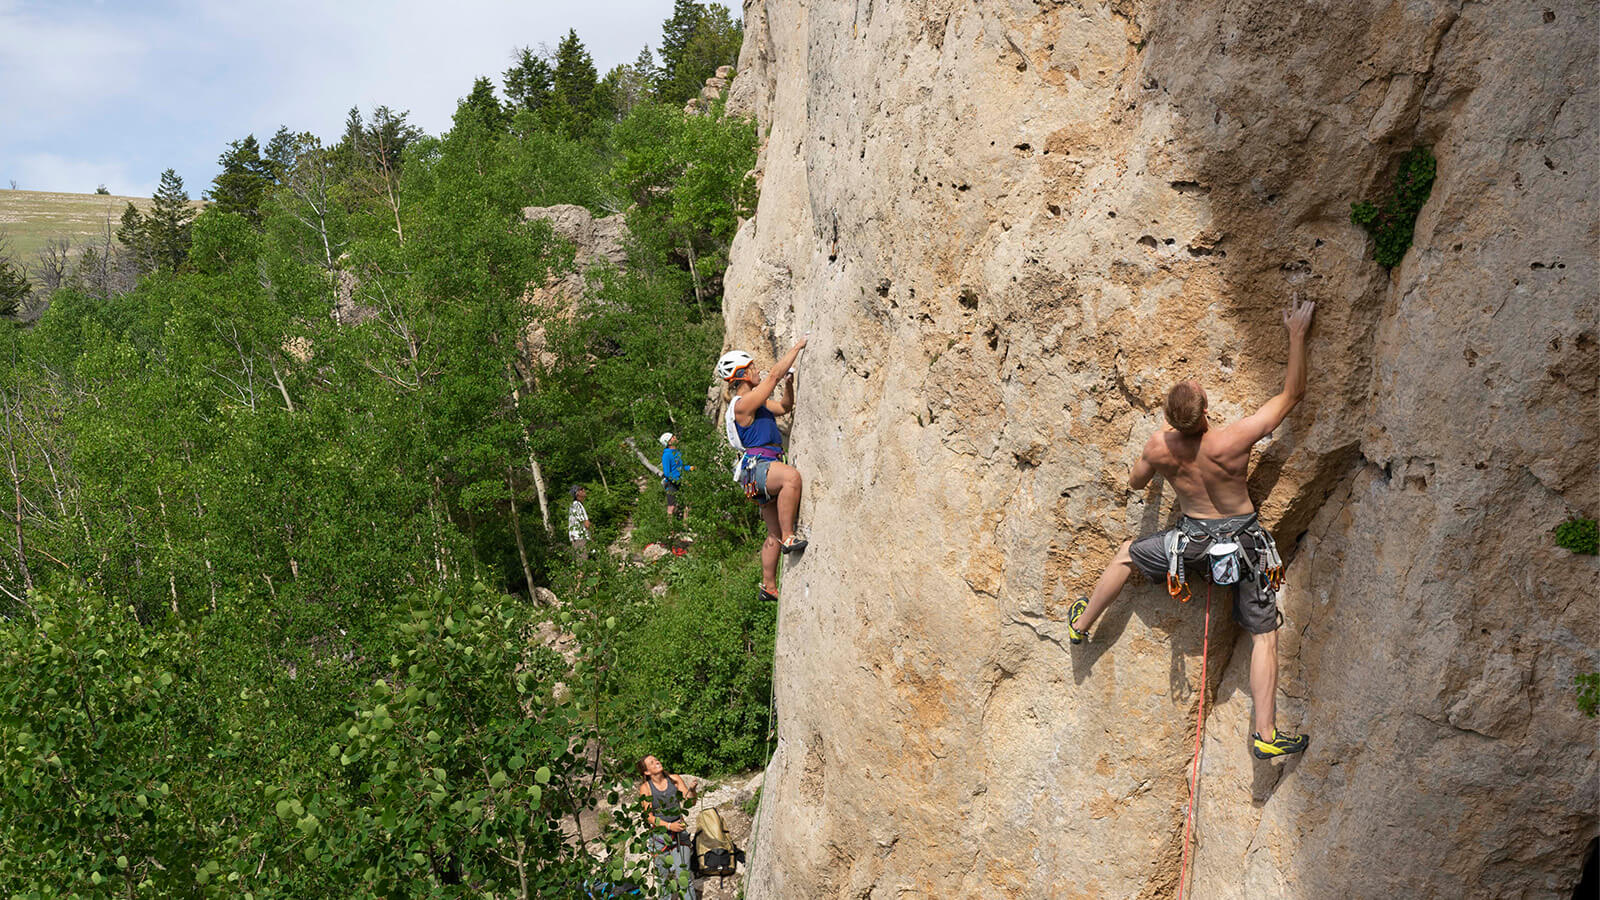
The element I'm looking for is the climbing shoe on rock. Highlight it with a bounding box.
[1066,597,1089,645]
[1251,729,1309,759]
[780,536,808,554]
[757,587,779,603]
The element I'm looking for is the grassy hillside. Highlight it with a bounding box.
[0,188,149,261]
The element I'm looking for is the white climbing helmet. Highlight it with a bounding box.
[658,432,674,446]
[715,350,754,381]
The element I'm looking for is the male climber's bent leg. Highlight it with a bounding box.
[1068,531,1169,644]
[1070,540,1137,635]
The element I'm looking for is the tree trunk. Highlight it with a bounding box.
[507,373,552,535]
[507,467,537,602]
[154,484,178,615]
[0,389,33,595]
[685,240,705,314]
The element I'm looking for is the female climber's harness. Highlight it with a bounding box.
[1163,513,1285,603]
[724,402,783,502]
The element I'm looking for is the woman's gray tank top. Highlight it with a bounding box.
[648,776,685,823]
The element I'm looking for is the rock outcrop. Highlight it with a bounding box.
[687,65,738,114]
[520,204,627,365]
[721,1,1597,897]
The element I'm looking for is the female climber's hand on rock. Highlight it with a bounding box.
[792,335,808,352]
[1283,299,1315,338]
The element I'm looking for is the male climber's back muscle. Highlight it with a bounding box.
[1144,426,1257,519]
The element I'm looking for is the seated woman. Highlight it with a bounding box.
[637,755,698,900]
[716,337,809,603]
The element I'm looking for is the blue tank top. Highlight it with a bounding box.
[735,403,784,453]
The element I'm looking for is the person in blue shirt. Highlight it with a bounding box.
[658,433,692,520]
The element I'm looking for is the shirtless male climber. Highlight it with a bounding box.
[1067,300,1316,760]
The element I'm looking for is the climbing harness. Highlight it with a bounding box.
[1177,581,1214,900]
[723,400,783,502]
[1163,513,1285,602]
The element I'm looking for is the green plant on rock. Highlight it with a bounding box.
[1351,146,1436,268]
[1576,673,1600,718]
[1555,517,1598,555]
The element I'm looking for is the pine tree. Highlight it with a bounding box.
[146,169,195,271]
[117,202,153,272]
[208,135,274,224]
[0,257,29,317]
[454,76,509,133]
[503,47,553,113]
[660,2,742,105]
[552,29,598,128]
[658,0,703,96]
[263,125,297,178]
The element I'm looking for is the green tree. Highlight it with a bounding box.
[207,134,275,224]
[263,124,298,177]
[455,75,510,134]
[503,46,554,114]
[0,252,28,318]
[549,29,599,134]
[657,2,742,105]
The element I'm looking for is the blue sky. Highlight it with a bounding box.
[0,0,683,197]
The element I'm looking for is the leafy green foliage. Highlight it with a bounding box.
[609,553,776,773]
[118,169,195,273]
[1350,146,1436,268]
[208,134,276,224]
[0,36,770,894]
[1577,673,1600,717]
[0,254,28,317]
[657,1,742,105]
[328,584,652,895]
[1555,517,1598,555]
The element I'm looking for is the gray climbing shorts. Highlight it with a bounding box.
[1128,514,1282,634]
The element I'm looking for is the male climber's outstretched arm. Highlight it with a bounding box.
[736,336,808,415]
[1223,300,1315,450]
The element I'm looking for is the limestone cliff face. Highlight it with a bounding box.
[720,0,1598,897]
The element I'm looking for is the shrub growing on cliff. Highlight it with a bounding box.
[1351,146,1436,268]
[1576,674,1600,718]
[1554,517,1598,555]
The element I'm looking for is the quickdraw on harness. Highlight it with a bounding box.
[1162,513,1285,603]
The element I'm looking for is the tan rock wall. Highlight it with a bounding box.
[721,0,1598,897]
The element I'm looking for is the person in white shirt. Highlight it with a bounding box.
[568,485,591,558]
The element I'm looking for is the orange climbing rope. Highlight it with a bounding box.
[1176,582,1213,900]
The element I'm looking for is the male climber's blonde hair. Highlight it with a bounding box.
[1164,381,1208,435]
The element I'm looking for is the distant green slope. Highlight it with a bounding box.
[0,188,151,262]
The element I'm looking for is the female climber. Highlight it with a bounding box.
[637,755,698,900]
[717,336,808,603]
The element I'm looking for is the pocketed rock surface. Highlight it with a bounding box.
[720,1,1598,897]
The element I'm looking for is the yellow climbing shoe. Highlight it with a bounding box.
[1066,597,1089,645]
[1251,729,1309,759]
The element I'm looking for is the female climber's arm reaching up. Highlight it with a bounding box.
[735,336,808,419]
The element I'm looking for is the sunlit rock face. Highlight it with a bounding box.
[721,0,1598,896]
